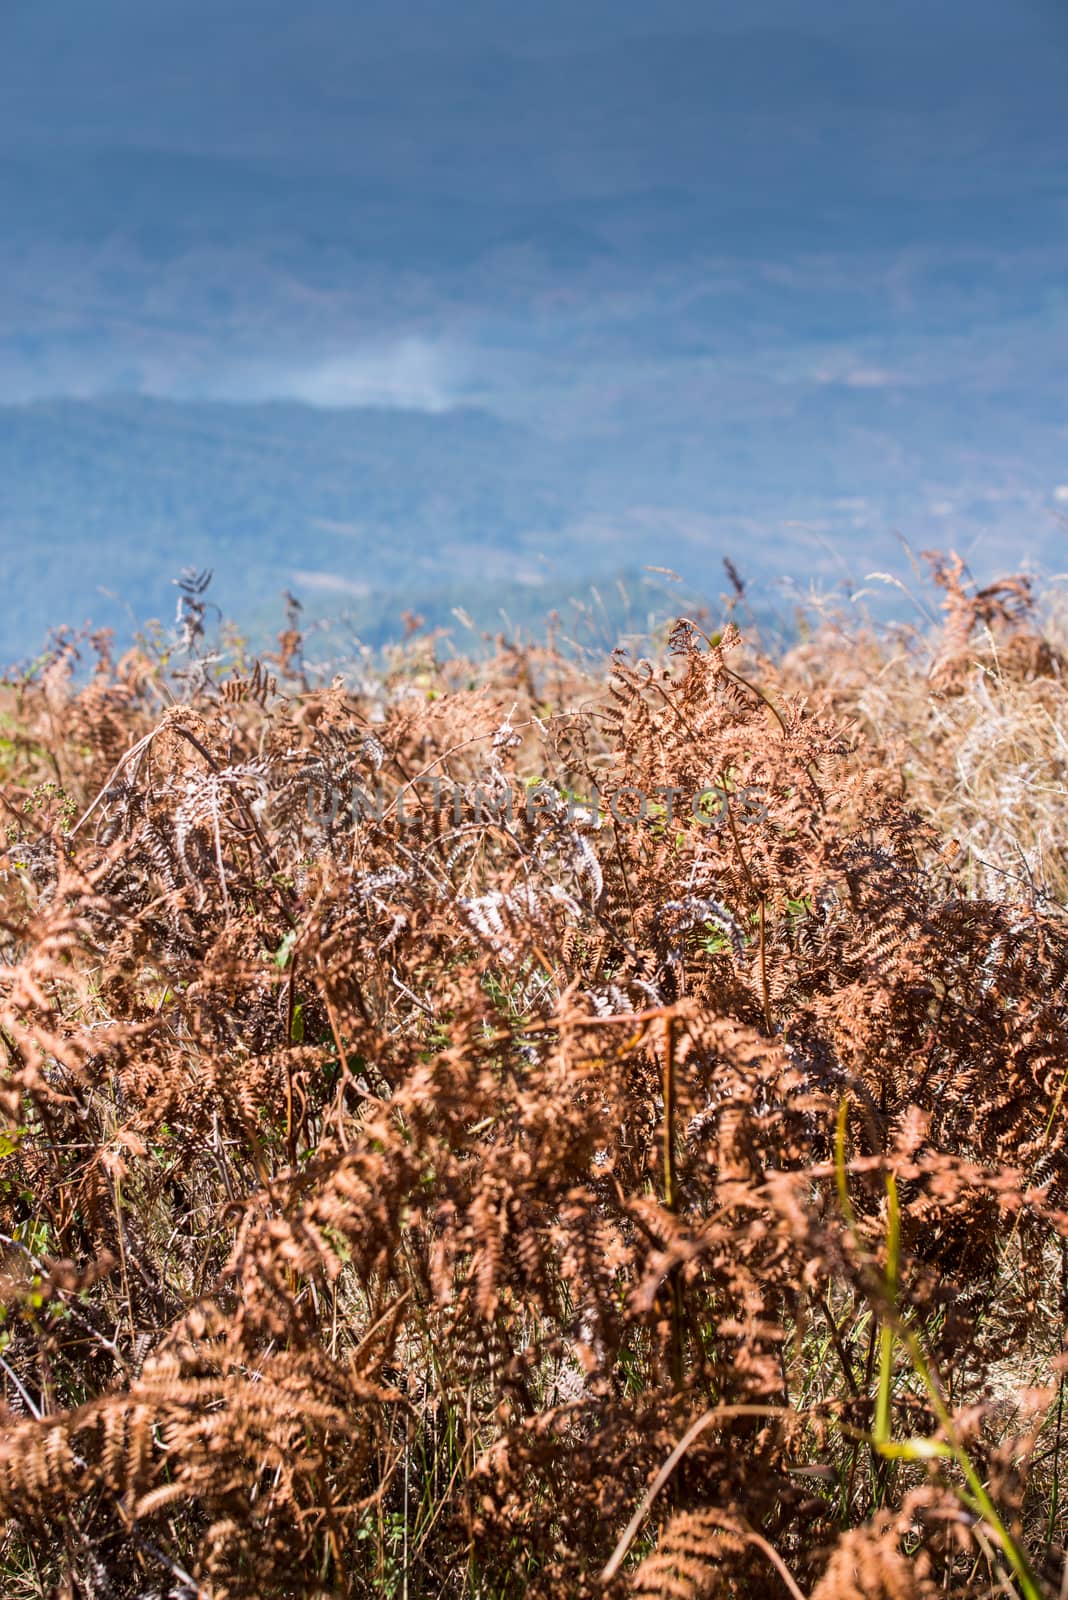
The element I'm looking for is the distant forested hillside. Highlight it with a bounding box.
[2,397,607,657]
[5,388,1066,663]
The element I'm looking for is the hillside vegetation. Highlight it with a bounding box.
[0,556,1067,1598]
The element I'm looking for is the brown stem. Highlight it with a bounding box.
[663,1015,685,1388]
[758,898,773,1036]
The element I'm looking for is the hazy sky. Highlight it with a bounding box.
[4,0,1065,434]
[2,0,1067,647]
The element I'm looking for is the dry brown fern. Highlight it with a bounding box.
[0,565,1065,1597]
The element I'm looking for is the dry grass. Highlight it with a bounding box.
[782,553,1068,906]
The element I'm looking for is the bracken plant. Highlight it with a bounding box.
[0,555,1067,1599]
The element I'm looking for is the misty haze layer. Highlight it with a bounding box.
[2,1,1066,654]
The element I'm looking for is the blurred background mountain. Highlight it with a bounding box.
[2,1,1066,656]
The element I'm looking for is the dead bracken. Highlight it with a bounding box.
[0,554,1066,1598]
